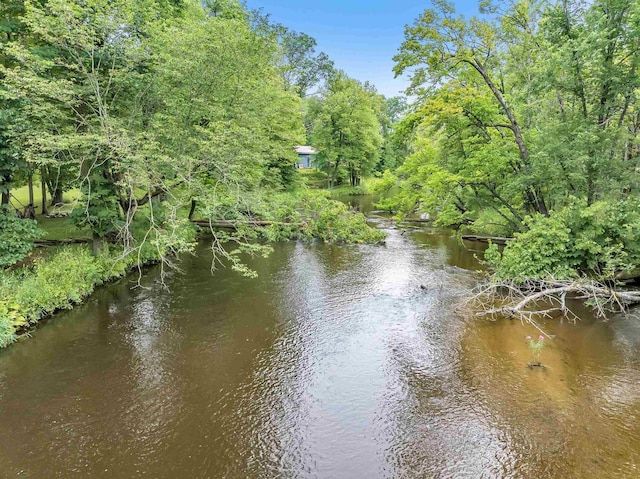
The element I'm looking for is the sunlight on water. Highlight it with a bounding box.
[1,197,639,478]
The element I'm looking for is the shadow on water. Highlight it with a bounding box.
[1,196,640,477]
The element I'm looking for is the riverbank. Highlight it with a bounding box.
[0,190,386,349]
[0,246,160,348]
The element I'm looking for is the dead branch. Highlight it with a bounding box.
[466,278,640,327]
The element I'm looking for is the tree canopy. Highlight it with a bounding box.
[0,0,383,273]
[380,0,640,279]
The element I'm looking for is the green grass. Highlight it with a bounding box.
[298,168,328,189]
[36,217,91,241]
[10,183,81,215]
[9,184,88,241]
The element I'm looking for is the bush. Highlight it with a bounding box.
[0,205,42,267]
[486,199,640,281]
[259,191,386,244]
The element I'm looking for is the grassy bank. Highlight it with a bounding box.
[0,246,156,348]
[10,183,81,215]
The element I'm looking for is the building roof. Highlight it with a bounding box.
[295,146,317,155]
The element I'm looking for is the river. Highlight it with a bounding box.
[1,197,640,478]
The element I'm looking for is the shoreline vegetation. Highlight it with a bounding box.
[0,190,385,349]
[369,0,640,326]
[0,0,395,349]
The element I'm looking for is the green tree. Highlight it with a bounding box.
[309,73,383,187]
[0,0,27,206]
[385,0,640,277]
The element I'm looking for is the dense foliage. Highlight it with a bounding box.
[485,199,640,281]
[0,0,387,270]
[259,191,386,244]
[0,245,163,347]
[0,0,395,346]
[0,204,41,267]
[306,73,384,187]
[380,0,640,279]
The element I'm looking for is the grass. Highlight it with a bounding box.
[10,183,89,241]
[10,183,81,215]
[298,168,328,189]
[0,245,156,348]
[36,217,91,241]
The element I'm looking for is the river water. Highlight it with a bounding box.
[1,198,640,478]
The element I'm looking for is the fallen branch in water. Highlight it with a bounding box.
[191,219,304,229]
[465,278,640,335]
[461,235,511,245]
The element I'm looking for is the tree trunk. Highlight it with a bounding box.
[28,173,34,207]
[92,233,104,256]
[330,158,341,188]
[467,58,549,216]
[188,199,197,220]
[40,167,48,215]
[50,187,63,206]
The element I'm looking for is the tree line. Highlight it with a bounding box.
[0,0,402,268]
[379,0,640,281]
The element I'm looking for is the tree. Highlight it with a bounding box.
[394,0,549,216]
[309,73,382,187]
[376,96,408,172]
[384,0,640,280]
[275,28,334,97]
[0,0,27,206]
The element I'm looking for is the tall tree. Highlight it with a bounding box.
[309,73,382,187]
[394,0,549,215]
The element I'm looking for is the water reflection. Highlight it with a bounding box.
[0,198,639,477]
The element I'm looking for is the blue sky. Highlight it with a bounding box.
[245,0,479,98]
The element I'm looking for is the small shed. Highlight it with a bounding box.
[295,146,317,169]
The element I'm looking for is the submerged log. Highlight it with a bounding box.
[461,235,511,245]
[191,219,304,230]
[34,238,91,247]
[401,217,433,223]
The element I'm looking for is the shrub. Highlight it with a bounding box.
[0,205,42,268]
[0,246,141,347]
[258,191,386,244]
[486,199,640,281]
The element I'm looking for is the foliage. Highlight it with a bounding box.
[485,199,640,281]
[526,335,545,363]
[257,191,386,244]
[270,25,334,97]
[376,96,409,173]
[382,0,640,279]
[0,232,196,347]
[0,0,320,271]
[0,204,41,267]
[0,245,149,347]
[307,73,383,187]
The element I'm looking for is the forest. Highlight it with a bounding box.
[378,0,640,285]
[0,0,400,346]
[2,0,640,345]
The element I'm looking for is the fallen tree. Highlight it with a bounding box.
[191,219,304,229]
[466,278,640,336]
[461,235,510,245]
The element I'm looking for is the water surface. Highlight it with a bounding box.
[1,200,640,478]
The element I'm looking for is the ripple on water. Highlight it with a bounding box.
[1,218,640,477]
